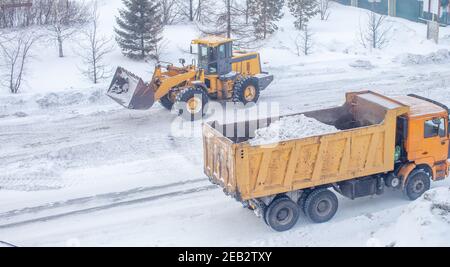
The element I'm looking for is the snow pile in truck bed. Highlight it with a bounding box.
[250,114,339,146]
[374,187,450,247]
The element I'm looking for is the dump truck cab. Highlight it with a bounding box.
[394,95,450,181]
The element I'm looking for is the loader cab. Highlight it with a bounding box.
[192,36,234,75]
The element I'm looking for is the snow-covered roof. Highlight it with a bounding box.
[192,36,234,47]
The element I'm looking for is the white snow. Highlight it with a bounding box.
[250,114,339,146]
[1,1,450,247]
[393,49,450,65]
[374,187,450,247]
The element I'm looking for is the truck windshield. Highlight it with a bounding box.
[424,118,446,138]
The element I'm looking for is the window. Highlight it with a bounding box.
[208,63,217,74]
[424,118,446,138]
[218,45,226,59]
[198,45,209,68]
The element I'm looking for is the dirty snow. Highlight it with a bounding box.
[393,49,450,65]
[1,1,450,247]
[250,114,339,146]
[374,187,450,247]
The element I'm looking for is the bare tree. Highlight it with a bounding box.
[76,1,114,84]
[293,24,313,56]
[159,0,183,25]
[0,30,39,93]
[359,11,391,50]
[47,0,90,57]
[154,38,170,62]
[318,0,331,21]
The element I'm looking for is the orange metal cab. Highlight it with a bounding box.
[394,95,450,181]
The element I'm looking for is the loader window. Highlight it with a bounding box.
[424,118,446,138]
[199,45,209,68]
[218,45,226,59]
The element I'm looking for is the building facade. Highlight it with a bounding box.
[336,0,450,25]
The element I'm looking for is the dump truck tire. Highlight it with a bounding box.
[304,189,338,223]
[264,197,300,232]
[175,87,209,121]
[404,169,431,201]
[159,94,174,110]
[233,77,260,104]
[297,190,311,215]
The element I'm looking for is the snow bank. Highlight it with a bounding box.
[250,114,339,146]
[393,49,450,65]
[349,60,374,70]
[374,187,450,247]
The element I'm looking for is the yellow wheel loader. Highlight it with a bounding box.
[107,36,274,120]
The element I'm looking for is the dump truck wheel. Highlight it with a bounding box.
[304,189,338,223]
[264,197,300,232]
[297,191,311,214]
[175,87,209,121]
[233,77,260,104]
[404,169,431,201]
[159,94,174,110]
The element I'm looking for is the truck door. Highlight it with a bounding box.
[422,117,449,162]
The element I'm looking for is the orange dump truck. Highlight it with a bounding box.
[203,91,450,231]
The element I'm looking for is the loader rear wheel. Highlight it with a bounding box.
[159,93,174,110]
[175,87,209,121]
[304,189,338,224]
[233,77,260,104]
[404,169,431,201]
[264,197,300,232]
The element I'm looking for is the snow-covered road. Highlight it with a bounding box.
[1,58,450,246]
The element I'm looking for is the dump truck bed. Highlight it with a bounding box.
[203,91,410,201]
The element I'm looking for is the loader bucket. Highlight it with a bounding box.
[106,67,156,110]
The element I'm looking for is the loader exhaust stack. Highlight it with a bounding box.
[107,67,156,110]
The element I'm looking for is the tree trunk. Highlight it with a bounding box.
[58,37,64,57]
[263,0,267,39]
[245,0,249,24]
[227,0,231,38]
[189,0,194,21]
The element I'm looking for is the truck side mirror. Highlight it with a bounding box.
[179,58,186,66]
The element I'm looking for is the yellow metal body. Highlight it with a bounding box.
[203,91,450,201]
[203,91,409,200]
[150,37,264,102]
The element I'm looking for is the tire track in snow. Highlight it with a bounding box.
[0,178,217,229]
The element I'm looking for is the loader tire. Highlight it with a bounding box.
[232,77,260,104]
[174,87,209,121]
[304,189,338,224]
[264,197,300,232]
[159,93,174,110]
[404,169,431,201]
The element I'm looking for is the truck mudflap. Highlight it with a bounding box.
[107,67,156,110]
[254,73,274,91]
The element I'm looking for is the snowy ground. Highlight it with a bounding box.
[1,1,450,246]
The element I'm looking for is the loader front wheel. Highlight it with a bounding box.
[159,93,174,110]
[264,197,300,232]
[233,77,260,104]
[175,87,209,121]
[304,189,338,224]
